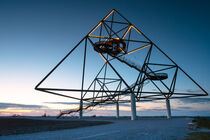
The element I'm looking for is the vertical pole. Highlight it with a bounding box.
[79,100,83,119]
[80,37,87,119]
[131,93,137,120]
[166,98,171,119]
[116,102,119,119]
[88,38,136,120]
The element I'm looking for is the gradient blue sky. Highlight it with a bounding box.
[0,0,210,116]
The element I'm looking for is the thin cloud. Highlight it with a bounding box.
[141,108,181,112]
[44,102,80,105]
[178,98,210,104]
[102,103,141,107]
[44,102,141,107]
[44,102,99,106]
[185,89,203,93]
[0,103,47,109]
[176,106,193,110]
[175,89,204,94]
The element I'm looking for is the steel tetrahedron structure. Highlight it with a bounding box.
[35,9,208,120]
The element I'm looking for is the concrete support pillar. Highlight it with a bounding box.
[116,102,119,119]
[79,100,83,119]
[166,98,171,119]
[130,93,137,120]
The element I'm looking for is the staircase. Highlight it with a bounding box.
[57,92,123,118]
[57,57,149,118]
[57,80,149,118]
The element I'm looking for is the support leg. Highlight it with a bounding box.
[131,93,137,120]
[166,98,171,119]
[116,102,119,119]
[79,100,83,119]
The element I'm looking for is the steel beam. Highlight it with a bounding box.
[80,37,88,119]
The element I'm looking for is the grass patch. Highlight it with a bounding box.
[0,118,112,136]
[193,117,210,129]
[184,132,210,140]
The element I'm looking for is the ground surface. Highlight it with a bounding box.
[0,117,111,136]
[0,117,205,140]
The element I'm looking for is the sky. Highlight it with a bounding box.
[0,0,210,117]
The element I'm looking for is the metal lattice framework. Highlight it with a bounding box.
[35,9,208,118]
